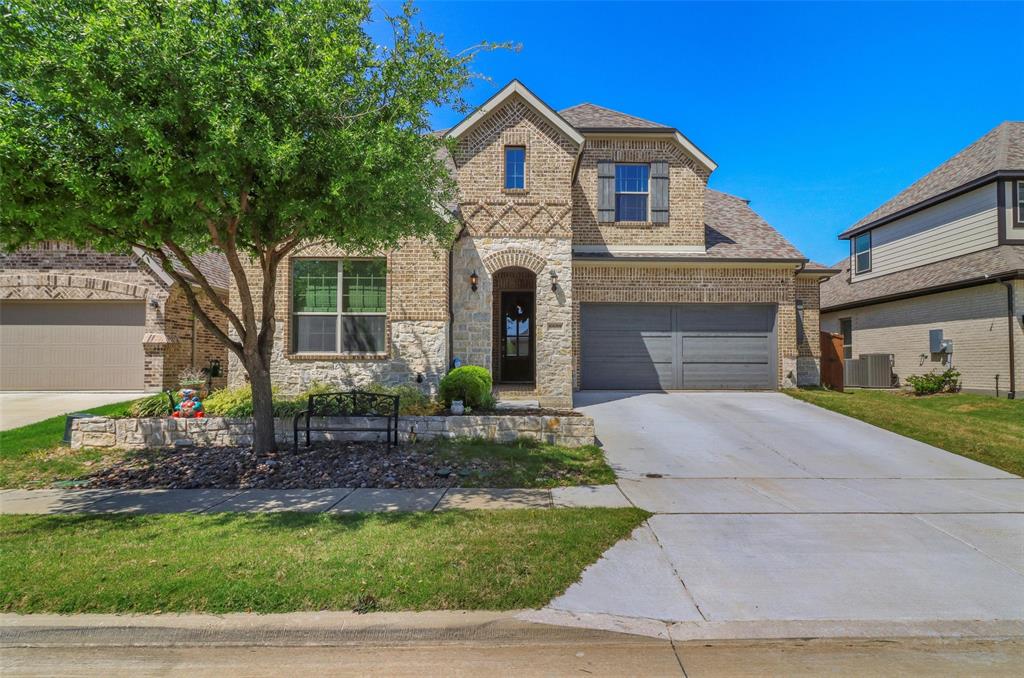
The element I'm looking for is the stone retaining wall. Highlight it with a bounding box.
[71,413,596,450]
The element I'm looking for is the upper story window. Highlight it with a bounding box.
[615,164,649,221]
[292,258,386,354]
[504,146,525,190]
[1016,180,1024,225]
[853,232,872,274]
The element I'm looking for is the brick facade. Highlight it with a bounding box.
[225,87,820,401]
[226,238,449,393]
[573,137,710,248]
[571,262,804,388]
[821,282,1024,396]
[0,242,228,392]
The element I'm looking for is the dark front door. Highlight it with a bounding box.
[500,291,535,383]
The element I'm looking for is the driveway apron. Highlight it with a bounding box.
[544,391,1024,633]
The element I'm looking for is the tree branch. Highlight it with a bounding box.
[160,239,246,339]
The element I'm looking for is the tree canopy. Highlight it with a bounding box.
[1,0,484,452]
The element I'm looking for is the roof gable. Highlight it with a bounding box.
[841,121,1024,237]
[444,80,584,146]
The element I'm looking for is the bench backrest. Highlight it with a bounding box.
[306,391,399,418]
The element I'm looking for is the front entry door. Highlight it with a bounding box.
[500,291,535,383]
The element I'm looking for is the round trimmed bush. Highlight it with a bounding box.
[438,366,492,408]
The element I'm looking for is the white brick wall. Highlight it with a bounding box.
[821,282,1024,396]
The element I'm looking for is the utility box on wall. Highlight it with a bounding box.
[929,329,953,354]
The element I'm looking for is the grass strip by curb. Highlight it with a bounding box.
[784,388,1024,477]
[0,508,648,614]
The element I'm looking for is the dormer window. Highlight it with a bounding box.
[854,232,872,274]
[504,146,525,190]
[615,164,649,221]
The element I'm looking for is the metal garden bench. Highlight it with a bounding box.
[292,390,400,451]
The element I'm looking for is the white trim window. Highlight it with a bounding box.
[853,232,872,274]
[292,258,387,354]
[1016,180,1024,225]
[504,146,525,190]
[615,164,649,221]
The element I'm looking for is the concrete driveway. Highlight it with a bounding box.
[538,391,1024,637]
[0,392,148,431]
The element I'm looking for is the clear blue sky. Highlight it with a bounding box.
[376,1,1023,265]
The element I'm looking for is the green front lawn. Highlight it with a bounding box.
[0,400,137,488]
[0,509,648,613]
[785,389,1024,477]
[435,438,615,488]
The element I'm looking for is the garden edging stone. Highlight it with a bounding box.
[70,414,596,450]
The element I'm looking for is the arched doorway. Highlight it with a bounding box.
[492,267,536,384]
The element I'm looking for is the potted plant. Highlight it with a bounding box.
[177,366,208,398]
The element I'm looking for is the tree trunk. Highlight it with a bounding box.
[245,358,277,454]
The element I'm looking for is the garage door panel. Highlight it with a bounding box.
[583,304,672,330]
[582,359,672,390]
[581,332,674,362]
[676,305,776,333]
[681,336,772,364]
[580,303,776,391]
[682,363,774,390]
[0,301,145,391]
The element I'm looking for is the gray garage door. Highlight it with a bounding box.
[0,301,145,391]
[580,303,777,390]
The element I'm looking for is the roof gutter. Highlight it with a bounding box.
[1000,279,1017,399]
[821,269,1024,313]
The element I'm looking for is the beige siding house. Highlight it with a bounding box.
[821,121,1024,397]
[229,80,831,406]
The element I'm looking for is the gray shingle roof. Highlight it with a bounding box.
[558,103,670,130]
[163,249,231,292]
[843,121,1024,236]
[820,245,1024,311]
[703,190,806,260]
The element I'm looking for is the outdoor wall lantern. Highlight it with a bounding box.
[469,270,479,292]
[550,270,559,292]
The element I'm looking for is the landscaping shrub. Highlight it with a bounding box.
[438,366,492,409]
[203,386,310,418]
[905,368,961,396]
[128,393,173,418]
[365,383,445,416]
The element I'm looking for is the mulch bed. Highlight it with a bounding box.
[83,442,483,490]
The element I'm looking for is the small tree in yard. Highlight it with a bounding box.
[1,0,482,452]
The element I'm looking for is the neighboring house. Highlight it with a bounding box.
[228,80,831,407]
[0,243,230,392]
[821,121,1024,398]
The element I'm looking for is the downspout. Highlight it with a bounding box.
[1002,279,1017,399]
[447,241,454,371]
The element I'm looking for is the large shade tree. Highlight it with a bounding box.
[1,0,482,452]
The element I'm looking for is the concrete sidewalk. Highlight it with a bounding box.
[2,612,1021,677]
[0,484,632,515]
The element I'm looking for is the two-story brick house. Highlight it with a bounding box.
[231,80,830,406]
[821,121,1024,398]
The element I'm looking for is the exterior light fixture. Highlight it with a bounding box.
[469,270,479,292]
[550,270,559,291]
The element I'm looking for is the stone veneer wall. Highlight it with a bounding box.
[0,242,228,391]
[571,262,800,388]
[227,238,449,394]
[795,274,823,387]
[71,413,596,449]
[573,137,710,249]
[451,236,573,407]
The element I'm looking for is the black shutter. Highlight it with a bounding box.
[597,161,615,223]
[651,161,669,223]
